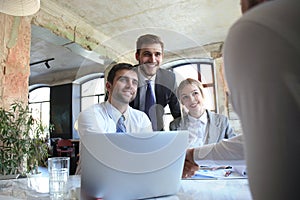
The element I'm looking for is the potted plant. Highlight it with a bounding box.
[0,102,52,177]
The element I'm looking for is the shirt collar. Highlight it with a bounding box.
[105,101,129,121]
[188,110,208,124]
[138,66,156,85]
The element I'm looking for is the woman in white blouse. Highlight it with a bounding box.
[169,78,236,148]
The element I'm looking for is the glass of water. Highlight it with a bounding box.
[48,157,70,199]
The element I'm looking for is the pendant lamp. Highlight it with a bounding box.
[0,0,40,16]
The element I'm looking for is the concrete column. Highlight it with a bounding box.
[0,13,31,109]
[215,57,229,116]
[213,54,242,134]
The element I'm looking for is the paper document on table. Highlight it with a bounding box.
[232,165,247,177]
[187,165,248,180]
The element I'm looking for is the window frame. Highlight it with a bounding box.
[77,74,106,112]
[28,85,51,133]
[163,58,218,113]
[161,58,218,130]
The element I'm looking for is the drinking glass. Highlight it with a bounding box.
[48,157,70,199]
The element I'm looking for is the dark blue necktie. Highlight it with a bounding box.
[144,80,157,130]
[116,115,126,133]
[144,80,155,116]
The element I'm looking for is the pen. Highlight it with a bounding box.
[200,166,232,171]
[224,170,232,177]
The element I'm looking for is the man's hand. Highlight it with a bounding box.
[182,148,200,178]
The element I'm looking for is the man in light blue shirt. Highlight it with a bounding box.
[77,63,152,135]
[76,63,152,174]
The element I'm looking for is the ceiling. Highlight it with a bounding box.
[29,0,241,86]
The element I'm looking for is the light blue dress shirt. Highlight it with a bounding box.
[77,101,152,136]
[75,101,153,174]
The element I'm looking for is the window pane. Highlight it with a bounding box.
[81,96,99,111]
[81,78,105,96]
[199,64,213,84]
[29,87,50,137]
[167,60,217,113]
[203,87,215,111]
[81,77,106,111]
[99,95,105,103]
[173,64,198,83]
[29,103,41,120]
[29,87,50,102]
[41,102,50,126]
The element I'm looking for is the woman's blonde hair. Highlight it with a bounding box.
[177,78,205,99]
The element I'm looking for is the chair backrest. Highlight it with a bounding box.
[57,139,73,148]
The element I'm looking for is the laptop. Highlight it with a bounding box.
[80,131,189,200]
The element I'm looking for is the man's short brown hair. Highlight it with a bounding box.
[136,34,164,54]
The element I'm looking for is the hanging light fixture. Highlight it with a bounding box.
[0,0,40,16]
[30,58,54,69]
[45,61,51,69]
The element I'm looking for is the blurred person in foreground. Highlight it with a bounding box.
[224,0,300,199]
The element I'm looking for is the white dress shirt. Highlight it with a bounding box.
[187,112,208,148]
[75,101,152,175]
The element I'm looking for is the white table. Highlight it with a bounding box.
[0,175,252,199]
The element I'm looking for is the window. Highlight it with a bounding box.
[29,86,50,136]
[80,76,106,111]
[29,59,216,133]
[171,62,217,112]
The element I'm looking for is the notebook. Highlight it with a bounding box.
[80,131,189,200]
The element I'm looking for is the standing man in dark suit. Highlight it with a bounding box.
[130,34,181,131]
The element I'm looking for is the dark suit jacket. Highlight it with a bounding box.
[130,68,181,131]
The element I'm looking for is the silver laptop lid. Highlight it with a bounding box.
[80,131,189,200]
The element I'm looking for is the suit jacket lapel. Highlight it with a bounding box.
[131,66,141,108]
[134,87,140,108]
[154,70,162,105]
[206,110,221,144]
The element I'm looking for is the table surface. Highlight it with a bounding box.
[0,175,252,200]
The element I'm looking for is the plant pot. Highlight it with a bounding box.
[0,174,20,180]
[27,172,49,193]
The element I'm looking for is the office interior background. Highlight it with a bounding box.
[1,0,243,141]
